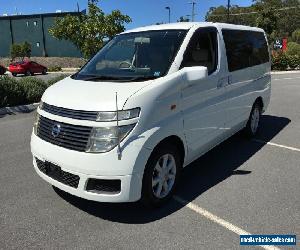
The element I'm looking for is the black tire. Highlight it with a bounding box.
[244,101,262,137]
[141,143,182,208]
[12,73,17,77]
[42,68,47,75]
[25,70,31,76]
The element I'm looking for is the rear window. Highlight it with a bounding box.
[222,30,269,72]
[11,61,25,66]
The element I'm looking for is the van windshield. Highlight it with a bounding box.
[73,30,187,82]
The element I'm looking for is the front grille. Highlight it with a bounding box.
[37,115,92,152]
[86,179,121,194]
[42,102,98,121]
[35,158,80,188]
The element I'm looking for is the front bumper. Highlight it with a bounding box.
[33,157,143,202]
[31,132,151,203]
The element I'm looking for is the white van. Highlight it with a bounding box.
[31,22,271,207]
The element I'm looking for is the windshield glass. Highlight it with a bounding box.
[73,30,187,82]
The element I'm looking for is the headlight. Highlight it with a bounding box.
[33,113,40,135]
[86,124,136,153]
[96,108,140,122]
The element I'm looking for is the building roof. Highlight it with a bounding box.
[0,11,83,20]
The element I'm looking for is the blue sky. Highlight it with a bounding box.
[1,0,253,29]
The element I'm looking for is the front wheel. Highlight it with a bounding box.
[141,144,182,207]
[244,102,262,137]
[25,70,31,76]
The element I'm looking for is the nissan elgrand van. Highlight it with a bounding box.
[31,22,271,207]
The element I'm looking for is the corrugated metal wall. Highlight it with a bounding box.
[0,13,82,58]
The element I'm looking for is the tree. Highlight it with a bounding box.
[10,42,32,61]
[22,42,32,58]
[255,5,279,37]
[49,0,131,58]
[206,0,299,38]
[291,29,300,43]
[177,16,190,22]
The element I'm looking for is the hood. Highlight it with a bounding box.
[42,77,152,111]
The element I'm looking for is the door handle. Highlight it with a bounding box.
[183,83,196,90]
[217,76,232,88]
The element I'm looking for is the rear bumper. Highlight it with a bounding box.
[9,69,25,74]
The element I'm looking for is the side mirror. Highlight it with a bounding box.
[181,66,208,82]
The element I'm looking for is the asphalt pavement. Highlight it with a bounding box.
[4,71,73,82]
[0,73,299,249]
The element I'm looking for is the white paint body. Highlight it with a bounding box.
[31,22,271,202]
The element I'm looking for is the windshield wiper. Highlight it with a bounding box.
[75,74,158,82]
[81,75,126,81]
[127,76,158,82]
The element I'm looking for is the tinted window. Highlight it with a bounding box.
[222,30,269,72]
[181,28,218,74]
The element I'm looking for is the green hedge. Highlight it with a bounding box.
[271,52,300,71]
[0,76,26,107]
[0,75,67,108]
[19,77,48,104]
[286,42,300,57]
[48,65,62,72]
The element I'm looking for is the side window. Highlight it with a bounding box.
[251,32,269,65]
[222,30,269,72]
[180,28,218,74]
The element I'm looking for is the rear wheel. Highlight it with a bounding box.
[244,102,262,137]
[12,73,17,77]
[42,68,47,75]
[25,70,31,76]
[141,143,182,208]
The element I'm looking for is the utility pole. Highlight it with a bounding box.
[189,1,196,22]
[227,0,230,22]
[165,6,171,23]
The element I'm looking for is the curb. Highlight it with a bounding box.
[271,70,300,75]
[0,102,39,116]
[48,72,76,74]
[61,68,80,71]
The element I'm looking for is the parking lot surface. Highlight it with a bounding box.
[4,71,72,82]
[0,73,299,249]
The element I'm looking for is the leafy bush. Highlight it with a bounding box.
[271,52,300,70]
[291,29,300,44]
[48,65,62,72]
[47,75,67,86]
[0,74,70,108]
[10,42,32,61]
[271,52,289,71]
[0,76,25,107]
[286,42,300,57]
[287,55,300,69]
[19,77,48,104]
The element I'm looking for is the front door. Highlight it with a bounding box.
[181,27,228,162]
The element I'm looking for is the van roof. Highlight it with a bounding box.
[121,22,265,34]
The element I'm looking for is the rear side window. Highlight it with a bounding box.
[222,30,269,72]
